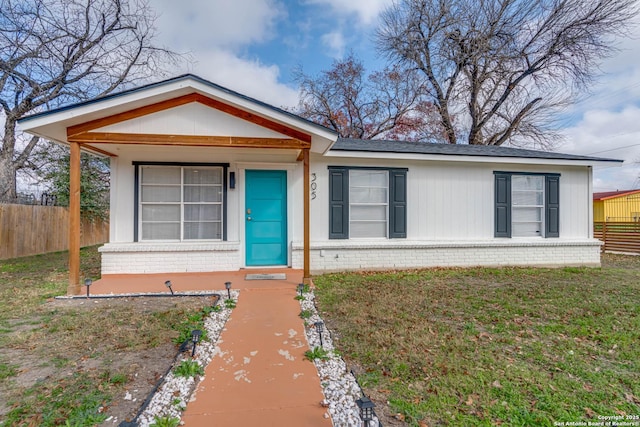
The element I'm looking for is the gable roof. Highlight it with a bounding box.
[17,74,338,154]
[331,138,622,163]
[20,74,335,136]
[593,189,640,201]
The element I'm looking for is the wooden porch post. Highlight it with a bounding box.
[303,148,311,283]
[68,141,81,295]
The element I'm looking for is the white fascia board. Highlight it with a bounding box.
[323,149,622,167]
[19,83,193,131]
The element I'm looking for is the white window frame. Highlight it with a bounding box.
[139,165,224,241]
[511,175,545,237]
[348,169,389,239]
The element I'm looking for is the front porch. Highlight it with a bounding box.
[90,267,303,295]
[16,75,337,294]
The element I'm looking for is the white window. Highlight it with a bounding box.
[140,166,223,240]
[349,170,388,238]
[511,175,544,237]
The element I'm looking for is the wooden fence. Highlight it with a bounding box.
[594,221,640,254]
[0,204,108,260]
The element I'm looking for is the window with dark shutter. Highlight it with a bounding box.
[328,166,407,239]
[328,168,349,239]
[545,175,560,238]
[494,173,511,237]
[494,172,560,238]
[389,169,407,238]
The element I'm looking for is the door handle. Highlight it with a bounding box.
[247,216,252,221]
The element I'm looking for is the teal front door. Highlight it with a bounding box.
[245,170,288,266]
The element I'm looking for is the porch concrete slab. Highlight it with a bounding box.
[181,284,331,427]
[90,268,303,295]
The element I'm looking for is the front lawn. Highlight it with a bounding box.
[314,254,640,426]
[0,247,212,426]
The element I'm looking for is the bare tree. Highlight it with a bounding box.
[377,0,638,147]
[0,0,180,202]
[294,54,446,142]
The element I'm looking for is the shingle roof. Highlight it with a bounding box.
[331,138,622,163]
[593,189,640,200]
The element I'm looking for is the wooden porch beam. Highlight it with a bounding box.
[66,94,199,137]
[66,92,313,143]
[80,143,118,157]
[193,94,312,143]
[68,142,81,295]
[303,148,311,283]
[69,132,311,149]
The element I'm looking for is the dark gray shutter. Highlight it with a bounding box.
[328,168,349,239]
[545,175,560,238]
[389,169,407,238]
[494,173,511,237]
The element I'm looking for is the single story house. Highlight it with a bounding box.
[593,189,640,222]
[17,75,621,294]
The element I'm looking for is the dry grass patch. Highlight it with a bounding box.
[314,255,640,426]
[0,247,216,426]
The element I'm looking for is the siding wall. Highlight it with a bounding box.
[310,155,592,241]
[594,200,605,222]
[603,195,640,221]
[102,146,598,274]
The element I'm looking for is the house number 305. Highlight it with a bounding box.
[310,173,317,200]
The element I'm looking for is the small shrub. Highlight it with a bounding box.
[224,299,236,309]
[150,415,181,427]
[304,346,330,361]
[173,360,204,378]
[299,309,312,319]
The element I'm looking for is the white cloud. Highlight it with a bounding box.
[153,0,285,49]
[321,31,346,58]
[184,49,299,108]
[558,10,640,192]
[306,0,393,24]
[149,0,298,109]
[560,106,640,191]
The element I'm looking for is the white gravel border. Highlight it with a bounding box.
[118,289,239,427]
[104,287,381,426]
[298,290,381,427]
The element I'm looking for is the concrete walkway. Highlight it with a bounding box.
[181,279,332,426]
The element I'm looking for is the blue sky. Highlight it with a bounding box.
[151,0,640,192]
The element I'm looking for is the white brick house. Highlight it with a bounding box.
[18,75,619,290]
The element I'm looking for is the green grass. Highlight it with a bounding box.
[2,371,110,426]
[314,254,640,426]
[0,363,18,380]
